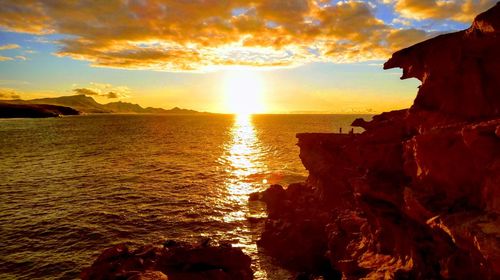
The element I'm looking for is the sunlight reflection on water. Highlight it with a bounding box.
[225,114,267,204]
[219,114,281,279]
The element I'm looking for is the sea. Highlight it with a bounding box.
[0,114,371,280]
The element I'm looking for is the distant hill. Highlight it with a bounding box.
[103,101,145,113]
[103,101,200,114]
[0,102,80,118]
[2,95,203,115]
[29,95,111,113]
[148,106,200,115]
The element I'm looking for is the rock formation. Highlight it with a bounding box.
[81,240,253,280]
[0,102,80,118]
[256,3,500,279]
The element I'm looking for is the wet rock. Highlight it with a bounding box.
[81,241,253,280]
[257,183,333,273]
[128,270,169,280]
[163,240,178,248]
[248,191,261,201]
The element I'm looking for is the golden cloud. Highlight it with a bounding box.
[0,56,14,61]
[0,87,21,99]
[73,83,130,98]
[73,88,100,96]
[0,44,21,50]
[387,0,497,22]
[0,0,437,71]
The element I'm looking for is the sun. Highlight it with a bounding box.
[224,70,265,114]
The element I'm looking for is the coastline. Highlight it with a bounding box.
[82,3,500,279]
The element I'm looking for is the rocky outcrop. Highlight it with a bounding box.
[81,240,253,280]
[384,3,500,119]
[0,102,80,118]
[257,3,500,280]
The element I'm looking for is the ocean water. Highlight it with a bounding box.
[0,114,370,279]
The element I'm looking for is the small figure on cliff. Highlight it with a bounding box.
[339,127,342,134]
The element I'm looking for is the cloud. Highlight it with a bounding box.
[73,87,99,96]
[106,92,119,99]
[0,0,444,71]
[0,44,20,50]
[0,88,22,99]
[72,83,130,99]
[0,56,13,61]
[386,28,429,50]
[386,0,497,22]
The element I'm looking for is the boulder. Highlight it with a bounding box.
[81,241,253,280]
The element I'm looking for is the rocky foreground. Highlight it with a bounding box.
[83,4,499,280]
[256,3,500,280]
[81,240,253,280]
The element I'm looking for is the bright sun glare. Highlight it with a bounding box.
[224,70,265,114]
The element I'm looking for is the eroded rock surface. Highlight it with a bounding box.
[257,3,500,280]
[384,3,500,119]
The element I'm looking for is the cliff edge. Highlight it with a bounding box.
[257,3,500,279]
[384,3,500,119]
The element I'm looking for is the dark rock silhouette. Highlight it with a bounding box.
[0,102,80,118]
[81,240,253,280]
[384,3,500,119]
[256,3,500,279]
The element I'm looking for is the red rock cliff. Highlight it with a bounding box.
[384,3,500,119]
[257,3,500,279]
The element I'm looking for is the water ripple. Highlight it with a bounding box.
[0,114,369,279]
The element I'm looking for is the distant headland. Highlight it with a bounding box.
[0,94,205,118]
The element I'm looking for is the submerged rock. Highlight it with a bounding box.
[257,3,500,280]
[81,241,253,280]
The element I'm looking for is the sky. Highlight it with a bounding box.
[0,0,495,113]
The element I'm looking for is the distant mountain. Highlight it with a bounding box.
[3,95,203,115]
[29,95,111,113]
[103,101,146,113]
[151,106,200,115]
[103,102,200,114]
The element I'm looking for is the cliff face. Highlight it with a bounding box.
[384,3,500,119]
[258,3,500,279]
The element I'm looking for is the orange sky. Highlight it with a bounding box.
[0,0,495,113]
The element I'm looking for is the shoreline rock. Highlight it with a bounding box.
[81,240,253,280]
